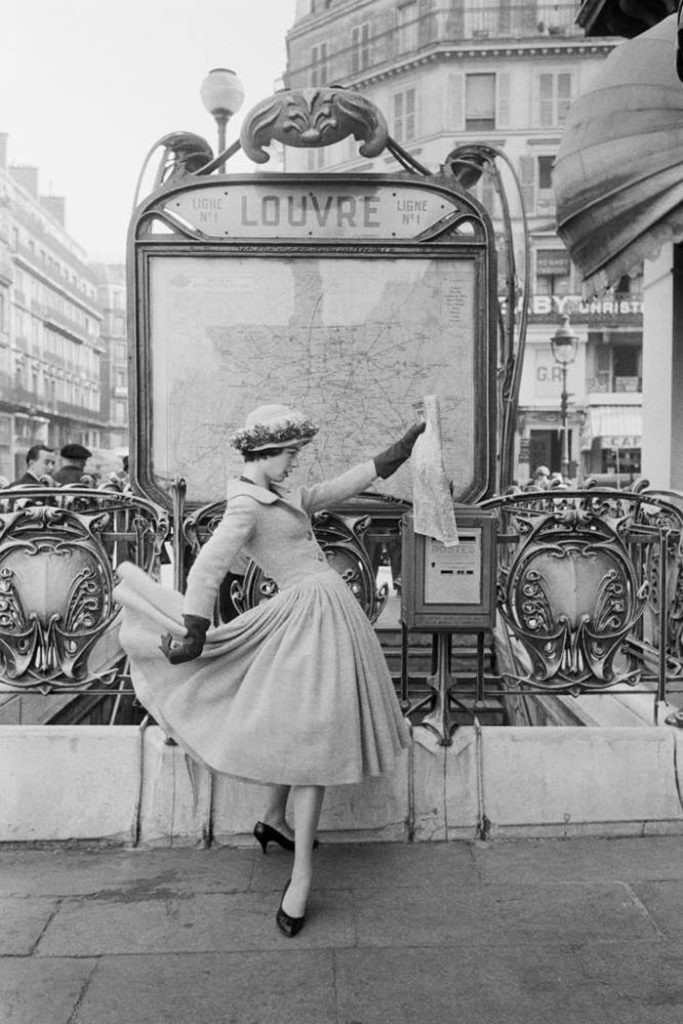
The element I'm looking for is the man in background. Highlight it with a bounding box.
[53,443,92,486]
[11,444,56,486]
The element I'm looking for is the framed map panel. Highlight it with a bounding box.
[129,175,495,509]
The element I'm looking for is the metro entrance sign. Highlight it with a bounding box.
[165,182,459,240]
[130,166,496,511]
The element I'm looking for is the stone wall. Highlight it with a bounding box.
[2,723,682,845]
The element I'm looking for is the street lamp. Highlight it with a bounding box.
[200,68,245,173]
[550,315,578,480]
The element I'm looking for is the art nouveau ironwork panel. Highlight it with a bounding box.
[0,487,169,693]
[480,488,683,696]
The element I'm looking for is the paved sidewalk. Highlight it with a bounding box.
[1,835,683,1024]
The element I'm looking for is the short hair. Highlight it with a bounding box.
[26,443,54,465]
[243,446,287,462]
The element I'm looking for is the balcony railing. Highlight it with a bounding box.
[290,2,585,87]
[43,305,92,344]
[455,2,580,39]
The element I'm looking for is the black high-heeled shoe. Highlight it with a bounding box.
[276,879,306,938]
[253,821,319,854]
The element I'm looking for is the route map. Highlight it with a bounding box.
[149,255,477,504]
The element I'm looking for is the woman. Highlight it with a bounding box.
[115,403,423,937]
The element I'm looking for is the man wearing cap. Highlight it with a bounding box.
[53,443,92,486]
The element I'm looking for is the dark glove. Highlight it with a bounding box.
[373,422,426,479]
[160,614,210,664]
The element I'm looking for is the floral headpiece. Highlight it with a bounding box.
[229,404,318,454]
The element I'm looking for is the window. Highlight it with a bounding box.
[351,22,370,72]
[519,154,557,214]
[311,42,328,86]
[590,336,642,393]
[538,156,554,191]
[537,72,573,127]
[613,344,640,387]
[397,1,418,53]
[536,155,556,213]
[393,88,416,143]
[465,73,495,131]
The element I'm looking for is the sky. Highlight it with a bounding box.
[1,0,298,263]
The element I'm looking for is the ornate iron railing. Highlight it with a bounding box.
[479,487,683,708]
[0,485,169,701]
[4,483,683,735]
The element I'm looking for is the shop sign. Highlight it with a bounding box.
[536,249,570,276]
[502,294,643,316]
[601,435,639,449]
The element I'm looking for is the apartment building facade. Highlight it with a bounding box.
[0,134,112,482]
[283,0,642,484]
[91,262,129,458]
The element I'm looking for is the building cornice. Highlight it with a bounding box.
[341,39,618,89]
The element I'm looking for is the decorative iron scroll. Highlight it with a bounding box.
[481,488,683,696]
[184,502,387,624]
[0,487,169,693]
[240,87,389,164]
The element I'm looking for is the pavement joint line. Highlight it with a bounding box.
[621,881,670,938]
[330,947,342,1024]
[64,957,100,1024]
[17,936,677,961]
[28,897,63,957]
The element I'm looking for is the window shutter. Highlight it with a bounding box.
[497,72,511,129]
[351,27,359,74]
[394,91,404,141]
[538,73,554,127]
[362,22,370,68]
[519,155,536,213]
[557,72,573,125]
[406,87,416,140]
[446,73,464,130]
[596,346,610,372]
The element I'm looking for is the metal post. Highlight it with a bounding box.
[418,632,458,746]
[657,528,670,711]
[215,112,228,173]
[400,620,410,713]
[560,361,570,480]
[171,476,187,593]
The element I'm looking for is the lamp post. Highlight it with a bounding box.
[200,68,245,173]
[550,315,578,480]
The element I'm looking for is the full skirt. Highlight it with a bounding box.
[115,562,410,786]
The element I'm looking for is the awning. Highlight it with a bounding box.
[580,406,642,451]
[554,15,683,295]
